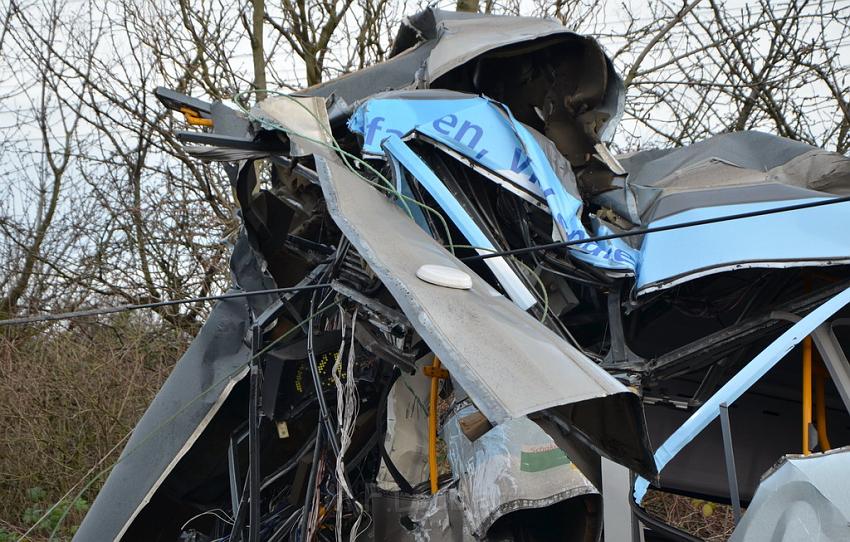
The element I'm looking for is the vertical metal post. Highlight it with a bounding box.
[719,403,741,524]
[602,457,638,541]
[248,325,262,542]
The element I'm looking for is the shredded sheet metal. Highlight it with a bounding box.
[74,292,253,541]
[636,196,850,293]
[348,92,638,271]
[443,405,599,537]
[304,8,624,141]
[599,131,850,294]
[73,236,280,542]
[312,144,655,477]
[730,447,850,542]
[634,284,850,502]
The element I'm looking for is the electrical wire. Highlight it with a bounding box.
[331,306,367,542]
[231,89,457,255]
[0,284,333,326]
[445,243,550,324]
[180,509,235,531]
[307,291,342,458]
[32,300,342,541]
[462,194,850,262]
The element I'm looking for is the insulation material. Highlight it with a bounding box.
[443,404,600,538]
[377,357,433,491]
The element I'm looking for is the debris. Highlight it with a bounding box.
[74,7,850,542]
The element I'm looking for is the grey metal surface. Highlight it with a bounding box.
[598,131,850,224]
[73,289,252,542]
[313,148,656,477]
[601,457,637,542]
[719,403,742,523]
[302,8,624,140]
[74,233,278,541]
[730,447,850,542]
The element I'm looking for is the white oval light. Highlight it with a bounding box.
[416,264,472,290]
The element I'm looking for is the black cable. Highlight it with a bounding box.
[0,284,333,326]
[306,292,342,458]
[260,429,318,492]
[299,424,324,541]
[462,194,850,262]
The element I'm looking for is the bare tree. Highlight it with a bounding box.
[0,0,93,320]
[607,0,850,152]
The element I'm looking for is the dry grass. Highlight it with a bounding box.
[643,489,738,541]
[0,316,189,540]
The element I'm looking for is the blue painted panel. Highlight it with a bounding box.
[637,198,850,291]
[350,96,638,271]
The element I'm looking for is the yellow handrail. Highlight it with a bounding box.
[803,336,813,455]
[428,356,442,494]
[815,360,832,451]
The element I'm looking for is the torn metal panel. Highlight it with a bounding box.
[349,91,638,272]
[312,145,656,477]
[74,235,283,542]
[593,131,850,295]
[443,404,600,538]
[304,8,624,143]
[635,195,850,294]
[74,291,252,542]
[634,284,850,502]
[730,447,850,542]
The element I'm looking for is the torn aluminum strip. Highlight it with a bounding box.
[730,446,850,542]
[443,404,600,539]
[311,145,656,478]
